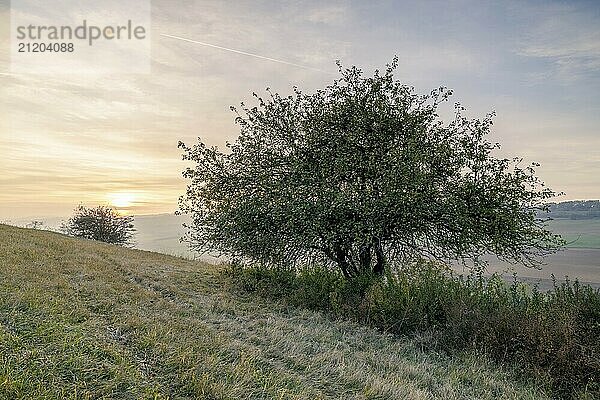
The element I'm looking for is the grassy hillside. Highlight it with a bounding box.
[0,225,549,399]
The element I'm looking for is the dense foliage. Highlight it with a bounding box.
[179,58,563,277]
[62,205,135,246]
[229,263,600,399]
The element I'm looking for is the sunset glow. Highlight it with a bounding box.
[108,192,135,209]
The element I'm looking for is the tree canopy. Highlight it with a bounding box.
[179,58,563,278]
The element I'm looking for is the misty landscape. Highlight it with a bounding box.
[7,209,600,290]
[2,1,600,399]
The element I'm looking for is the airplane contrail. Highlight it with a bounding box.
[160,33,335,74]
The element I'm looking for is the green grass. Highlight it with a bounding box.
[0,224,551,399]
[548,218,600,249]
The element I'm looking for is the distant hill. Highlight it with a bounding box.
[546,200,600,219]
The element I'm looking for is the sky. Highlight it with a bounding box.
[1,0,599,220]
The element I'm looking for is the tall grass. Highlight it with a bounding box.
[227,261,600,399]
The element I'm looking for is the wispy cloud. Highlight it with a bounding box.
[306,4,349,25]
[516,3,600,81]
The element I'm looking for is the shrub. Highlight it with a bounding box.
[292,266,341,310]
[62,205,135,246]
[227,262,600,399]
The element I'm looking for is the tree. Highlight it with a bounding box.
[62,205,135,246]
[179,58,563,278]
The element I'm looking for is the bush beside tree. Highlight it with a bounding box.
[227,263,600,398]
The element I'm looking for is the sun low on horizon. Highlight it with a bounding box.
[108,192,136,209]
[101,190,177,216]
[106,192,145,216]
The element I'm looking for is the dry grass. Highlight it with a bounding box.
[0,224,549,399]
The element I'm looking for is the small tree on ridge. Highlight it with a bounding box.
[63,205,135,247]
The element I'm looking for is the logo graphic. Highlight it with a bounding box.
[11,0,151,74]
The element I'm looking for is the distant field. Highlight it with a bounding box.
[547,218,600,249]
[461,218,600,289]
[0,224,549,399]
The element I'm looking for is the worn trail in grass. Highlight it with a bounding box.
[0,225,548,399]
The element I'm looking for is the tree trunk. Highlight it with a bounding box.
[324,241,383,279]
[358,244,372,273]
[373,239,385,275]
[334,244,354,278]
